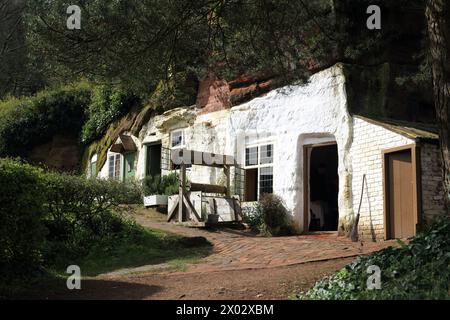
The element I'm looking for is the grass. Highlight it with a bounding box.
[76,228,212,276]
[48,227,212,277]
[1,225,212,299]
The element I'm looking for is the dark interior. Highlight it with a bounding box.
[146,143,162,177]
[309,144,339,231]
[245,168,258,201]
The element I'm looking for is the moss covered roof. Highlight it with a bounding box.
[355,115,439,141]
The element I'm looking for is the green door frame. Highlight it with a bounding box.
[145,141,162,177]
[123,152,136,181]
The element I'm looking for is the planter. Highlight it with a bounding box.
[143,195,168,207]
[207,214,220,225]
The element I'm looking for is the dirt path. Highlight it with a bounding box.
[39,257,353,300]
[33,211,394,300]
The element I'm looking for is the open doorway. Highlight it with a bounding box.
[304,143,339,232]
[146,142,162,177]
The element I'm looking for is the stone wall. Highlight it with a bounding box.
[420,143,446,222]
[350,117,414,240]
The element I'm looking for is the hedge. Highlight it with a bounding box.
[0,158,142,281]
[0,83,91,158]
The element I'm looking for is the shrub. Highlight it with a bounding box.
[258,194,296,236]
[243,194,296,236]
[0,159,47,277]
[300,215,450,300]
[143,173,179,196]
[242,204,265,233]
[81,86,140,144]
[0,84,91,158]
[0,158,143,279]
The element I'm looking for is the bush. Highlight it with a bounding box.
[0,158,143,280]
[243,194,296,236]
[0,84,91,158]
[143,173,179,196]
[81,86,140,144]
[0,159,47,277]
[300,216,450,300]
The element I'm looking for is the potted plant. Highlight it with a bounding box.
[143,173,179,207]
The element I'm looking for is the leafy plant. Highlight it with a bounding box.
[0,158,142,282]
[0,84,91,158]
[0,158,47,278]
[243,194,296,236]
[300,216,450,300]
[81,86,140,144]
[143,173,179,196]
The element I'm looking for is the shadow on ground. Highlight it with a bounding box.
[23,278,163,300]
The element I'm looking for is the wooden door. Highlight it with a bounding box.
[387,150,415,239]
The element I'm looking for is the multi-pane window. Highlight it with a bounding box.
[170,129,189,170]
[244,143,274,200]
[171,129,185,149]
[259,166,273,194]
[108,154,122,180]
[260,144,273,164]
[245,147,258,166]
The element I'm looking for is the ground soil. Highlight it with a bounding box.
[35,257,353,300]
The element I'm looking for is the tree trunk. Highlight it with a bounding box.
[426,0,450,211]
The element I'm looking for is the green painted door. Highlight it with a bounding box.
[146,144,162,177]
[123,152,136,181]
[90,161,97,178]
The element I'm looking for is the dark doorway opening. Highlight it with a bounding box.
[308,144,339,231]
[245,168,258,201]
[146,143,162,177]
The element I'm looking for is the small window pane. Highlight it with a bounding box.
[259,167,273,195]
[108,156,114,178]
[245,147,258,166]
[171,130,183,148]
[114,154,121,180]
[260,144,273,164]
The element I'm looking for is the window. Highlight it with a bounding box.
[244,143,274,200]
[108,154,122,180]
[89,154,97,178]
[171,129,185,149]
[245,147,258,166]
[170,129,189,170]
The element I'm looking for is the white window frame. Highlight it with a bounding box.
[243,141,275,201]
[170,128,186,149]
[108,153,123,181]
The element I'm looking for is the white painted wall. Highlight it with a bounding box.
[94,63,443,239]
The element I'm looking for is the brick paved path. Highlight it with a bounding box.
[136,216,395,273]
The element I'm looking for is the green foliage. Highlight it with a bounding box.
[143,173,179,196]
[242,204,265,233]
[0,159,47,278]
[0,84,91,158]
[81,86,140,144]
[300,216,450,300]
[0,158,142,283]
[243,194,296,236]
[72,225,211,276]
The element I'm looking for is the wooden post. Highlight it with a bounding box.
[178,163,186,222]
[224,165,231,197]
